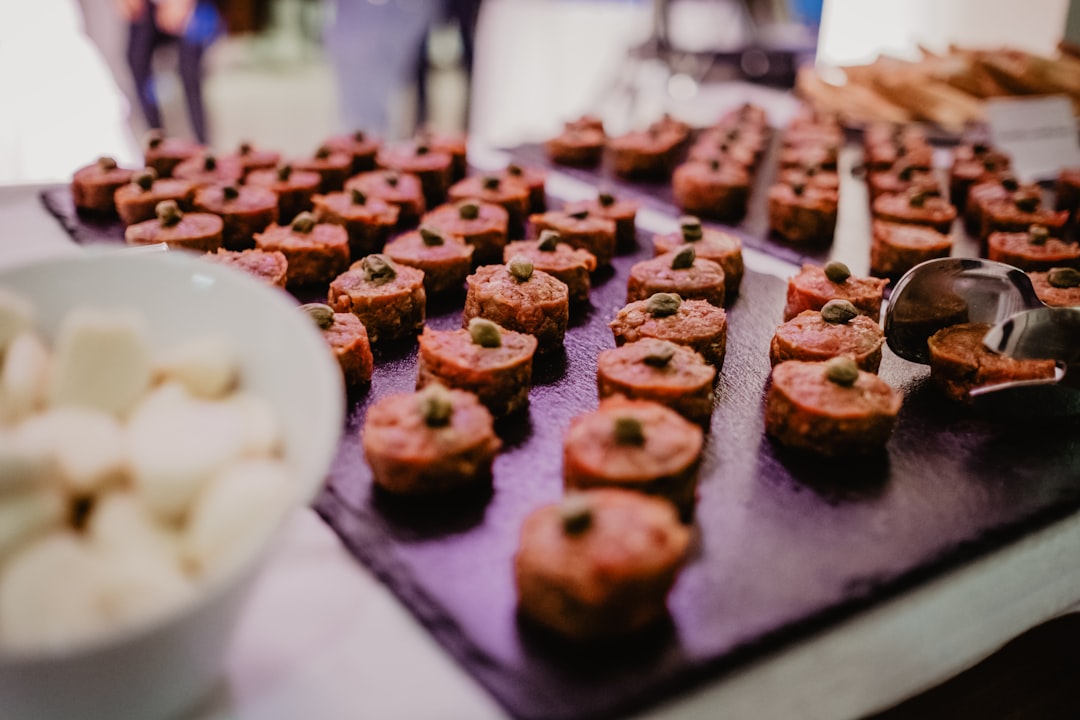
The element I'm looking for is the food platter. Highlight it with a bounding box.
[41,176,1080,719]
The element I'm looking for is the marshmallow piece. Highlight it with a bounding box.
[183,459,291,577]
[48,307,152,417]
[127,385,250,522]
[0,487,65,560]
[15,407,125,495]
[0,332,51,424]
[87,491,181,564]
[157,334,239,399]
[0,430,52,492]
[0,287,34,355]
[0,533,107,651]
[96,544,192,629]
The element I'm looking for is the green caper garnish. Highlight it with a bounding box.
[792,182,806,197]
[560,493,593,535]
[97,156,118,171]
[568,209,589,220]
[353,129,366,142]
[223,184,240,201]
[277,164,293,182]
[824,356,859,386]
[508,255,534,282]
[239,141,252,155]
[805,165,818,177]
[415,144,430,156]
[133,169,156,191]
[145,131,163,150]
[315,146,331,160]
[709,159,721,172]
[1001,176,1019,192]
[898,164,915,181]
[613,416,645,446]
[362,254,397,284]
[824,261,851,284]
[291,212,316,233]
[418,383,454,427]
[1047,267,1080,288]
[468,317,502,348]
[1028,224,1050,245]
[537,229,560,252]
[1015,194,1039,213]
[384,171,399,188]
[973,141,989,154]
[482,175,500,191]
[156,200,182,227]
[671,245,695,269]
[351,188,367,205]
[820,299,858,324]
[679,216,703,242]
[419,226,445,246]
[598,191,615,207]
[506,163,523,177]
[301,303,335,330]
[908,189,928,208]
[203,155,217,171]
[458,201,480,220]
[645,292,681,317]
[643,341,677,367]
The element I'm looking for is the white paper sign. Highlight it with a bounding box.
[987,95,1080,181]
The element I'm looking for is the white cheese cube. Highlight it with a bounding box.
[0,287,34,355]
[0,533,107,651]
[0,332,51,424]
[183,458,291,577]
[127,385,250,522]
[14,407,125,495]
[48,307,152,417]
[0,487,65,560]
[157,334,239,399]
[96,544,192,628]
[228,392,283,458]
[87,491,181,564]
[0,430,53,492]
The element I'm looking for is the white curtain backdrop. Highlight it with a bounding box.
[0,0,140,185]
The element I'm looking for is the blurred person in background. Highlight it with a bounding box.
[324,0,481,138]
[116,0,223,142]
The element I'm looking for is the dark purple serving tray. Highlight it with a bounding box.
[40,185,1080,720]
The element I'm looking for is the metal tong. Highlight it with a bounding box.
[884,258,1080,394]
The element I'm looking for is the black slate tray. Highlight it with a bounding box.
[41,184,1080,720]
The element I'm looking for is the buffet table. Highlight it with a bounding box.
[4,172,1080,719]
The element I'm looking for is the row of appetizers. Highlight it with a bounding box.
[778,260,1065,403]
[547,104,772,223]
[766,108,843,244]
[862,126,1080,281]
[311,214,742,393]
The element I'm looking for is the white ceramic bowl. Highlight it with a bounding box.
[0,249,345,720]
